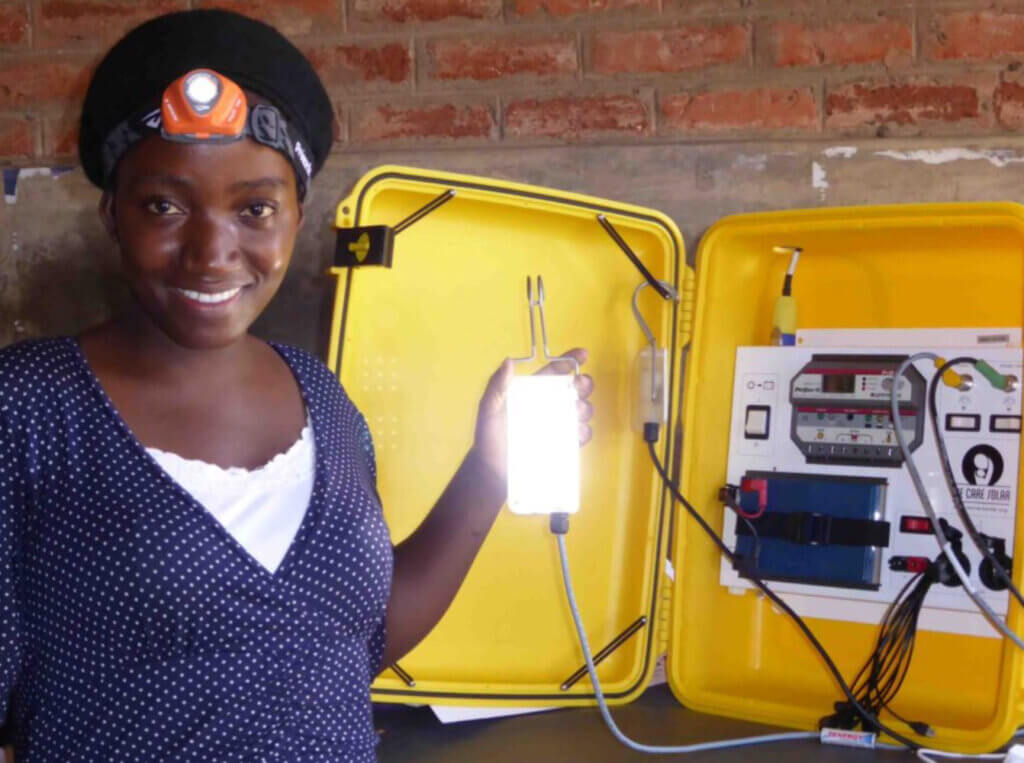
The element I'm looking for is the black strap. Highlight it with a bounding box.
[100,102,312,198]
[737,511,890,548]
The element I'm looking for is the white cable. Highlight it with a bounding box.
[555,533,817,755]
[880,733,1024,754]
[786,249,800,276]
[891,354,1024,650]
[916,750,1004,762]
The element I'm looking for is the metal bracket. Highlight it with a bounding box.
[394,189,456,234]
[597,214,678,302]
[560,616,647,691]
[389,662,416,687]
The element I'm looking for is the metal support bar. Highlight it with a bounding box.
[393,189,456,234]
[560,616,647,691]
[389,662,416,687]
[597,214,677,302]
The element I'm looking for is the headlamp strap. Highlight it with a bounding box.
[100,102,312,198]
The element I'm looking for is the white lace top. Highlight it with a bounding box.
[146,417,315,573]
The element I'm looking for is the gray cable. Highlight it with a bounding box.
[891,354,1024,651]
[555,533,818,755]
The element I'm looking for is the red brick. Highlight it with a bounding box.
[926,11,1024,62]
[995,73,1024,129]
[351,101,495,142]
[753,0,911,10]
[428,36,577,81]
[330,101,346,144]
[42,113,78,156]
[0,56,92,108]
[305,42,411,91]
[0,3,29,48]
[591,24,748,74]
[195,0,340,36]
[514,0,656,20]
[504,93,650,139]
[353,0,499,24]
[0,115,33,158]
[825,76,993,132]
[768,18,912,68]
[661,0,744,12]
[37,0,188,48]
[662,86,817,132]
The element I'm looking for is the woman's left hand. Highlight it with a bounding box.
[470,347,594,484]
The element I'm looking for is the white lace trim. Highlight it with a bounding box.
[146,416,316,573]
[146,417,314,489]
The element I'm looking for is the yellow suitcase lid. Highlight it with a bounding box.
[331,166,1024,752]
[330,165,687,706]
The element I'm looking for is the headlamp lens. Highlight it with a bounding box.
[184,71,220,112]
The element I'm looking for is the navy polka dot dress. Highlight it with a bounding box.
[0,337,394,762]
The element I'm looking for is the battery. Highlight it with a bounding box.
[734,472,890,590]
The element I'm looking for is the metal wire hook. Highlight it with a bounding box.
[512,275,579,375]
[632,279,673,401]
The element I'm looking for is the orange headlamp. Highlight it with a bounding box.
[161,69,247,142]
[101,68,315,198]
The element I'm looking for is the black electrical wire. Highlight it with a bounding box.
[824,563,938,737]
[928,357,1024,609]
[645,440,921,751]
[731,511,761,573]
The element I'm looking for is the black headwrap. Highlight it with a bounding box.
[78,9,333,196]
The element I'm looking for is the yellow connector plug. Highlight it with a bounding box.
[935,357,972,391]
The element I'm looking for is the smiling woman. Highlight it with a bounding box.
[98,139,303,354]
[0,9,593,763]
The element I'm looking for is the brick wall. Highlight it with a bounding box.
[0,1,1022,164]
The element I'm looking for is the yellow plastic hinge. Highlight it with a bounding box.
[677,265,698,352]
[654,562,676,657]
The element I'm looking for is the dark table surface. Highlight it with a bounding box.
[373,684,923,762]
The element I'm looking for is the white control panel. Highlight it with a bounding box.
[721,344,1023,638]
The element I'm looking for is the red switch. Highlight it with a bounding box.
[890,556,930,573]
[900,516,933,534]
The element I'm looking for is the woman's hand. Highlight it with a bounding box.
[470,347,594,484]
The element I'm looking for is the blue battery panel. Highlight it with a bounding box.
[733,472,889,590]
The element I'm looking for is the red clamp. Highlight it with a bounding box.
[738,477,768,519]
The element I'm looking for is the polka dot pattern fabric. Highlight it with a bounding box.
[0,337,393,762]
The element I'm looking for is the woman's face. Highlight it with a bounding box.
[101,135,304,350]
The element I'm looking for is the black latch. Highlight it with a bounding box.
[334,225,394,268]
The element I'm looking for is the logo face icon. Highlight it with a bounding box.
[962,444,1004,486]
[348,233,370,263]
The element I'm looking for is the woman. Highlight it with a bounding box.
[0,10,592,761]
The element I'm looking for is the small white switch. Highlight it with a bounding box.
[745,405,770,439]
[946,413,980,432]
[992,415,1021,433]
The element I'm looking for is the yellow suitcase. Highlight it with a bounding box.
[328,165,1024,754]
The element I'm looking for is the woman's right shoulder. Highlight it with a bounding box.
[0,336,82,408]
[0,335,78,372]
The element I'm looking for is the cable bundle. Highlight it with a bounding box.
[821,561,939,738]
